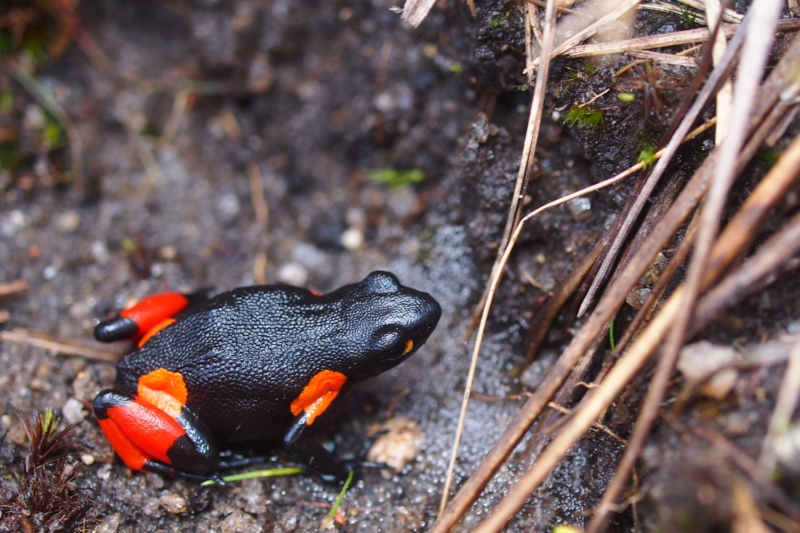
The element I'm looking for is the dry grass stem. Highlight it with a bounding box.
[615,214,698,352]
[562,20,800,59]
[0,279,29,297]
[0,328,126,363]
[160,91,190,146]
[531,0,642,67]
[676,0,744,22]
[399,0,437,27]
[706,0,733,145]
[626,50,698,66]
[638,3,706,26]
[732,482,771,533]
[546,401,628,444]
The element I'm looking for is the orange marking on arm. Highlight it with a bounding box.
[309,290,323,296]
[137,318,176,347]
[121,293,189,334]
[137,368,188,418]
[290,369,347,425]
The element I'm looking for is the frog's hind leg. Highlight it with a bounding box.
[94,289,212,344]
[93,389,217,479]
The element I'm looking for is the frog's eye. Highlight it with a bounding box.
[373,325,407,360]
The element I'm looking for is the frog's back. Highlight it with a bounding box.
[115,285,355,442]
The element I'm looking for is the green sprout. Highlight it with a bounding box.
[0,87,12,113]
[201,466,305,486]
[489,15,500,28]
[680,6,698,28]
[321,469,355,529]
[609,316,616,351]
[367,167,425,190]
[43,111,64,150]
[449,62,462,75]
[637,147,657,169]
[618,92,635,102]
[564,106,605,132]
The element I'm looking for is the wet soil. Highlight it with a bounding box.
[2,1,799,532]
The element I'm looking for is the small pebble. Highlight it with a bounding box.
[159,493,187,514]
[62,397,86,424]
[54,210,81,233]
[94,513,121,533]
[566,197,592,221]
[43,265,58,280]
[341,227,364,251]
[366,417,424,478]
[81,454,95,466]
[277,262,308,286]
[677,341,739,400]
[96,463,112,480]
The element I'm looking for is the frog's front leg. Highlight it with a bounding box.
[93,388,218,480]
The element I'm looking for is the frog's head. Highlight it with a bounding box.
[343,271,441,380]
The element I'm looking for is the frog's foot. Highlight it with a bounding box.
[94,289,212,344]
[93,389,217,479]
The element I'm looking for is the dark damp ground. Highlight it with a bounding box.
[1,1,798,531]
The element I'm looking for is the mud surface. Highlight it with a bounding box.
[1,1,799,532]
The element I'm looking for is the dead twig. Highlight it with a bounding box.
[0,279,29,298]
[562,20,800,59]
[692,214,800,336]
[0,328,126,363]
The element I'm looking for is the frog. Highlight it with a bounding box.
[92,271,441,483]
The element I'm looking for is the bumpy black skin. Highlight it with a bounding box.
[109,271,441,480]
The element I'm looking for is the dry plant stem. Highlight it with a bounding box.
[692,216,800,335]
[523,236,607,365]
[562,20,800,59]
[530,0,642,67]
[587,6,782,529]
[399,0,437,27]
[440,0,559,515]
[760,332,800,472]
[626,50,698,67]
[615,215,699,353]
[732,482,772,533]
[676,0,743,22]
[577,9,750,318]
[706,0,733,145]
[0,279,29,297]
[0,328,125,363]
